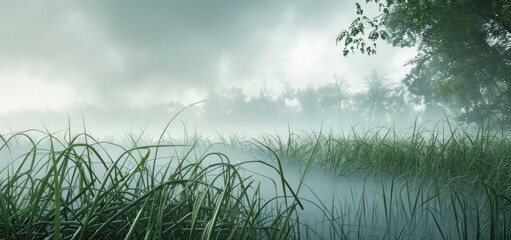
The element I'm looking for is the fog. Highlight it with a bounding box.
[1,1,510,239]
[1,136,502,239]
[1,76,448,139]
[0,0,420,137]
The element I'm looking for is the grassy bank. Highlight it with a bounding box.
[1,121,510,239]
[0,130,303,239]
[253,121,511,194]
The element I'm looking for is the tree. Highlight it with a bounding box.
[203,87,247,121]
[317,76,350,119]
[351,70,411,124]
[296,86,322,121]
[337,0,511,124]
[363,71,391,123]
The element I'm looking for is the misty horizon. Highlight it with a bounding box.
[0,0,419,135]
[1,1,509,239]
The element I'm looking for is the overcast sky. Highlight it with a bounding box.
[0,1,415,134]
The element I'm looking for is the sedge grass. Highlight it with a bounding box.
[1,119,511,239]
[0,129,304,239]
[238,120,511,239]
[250,121,511,198]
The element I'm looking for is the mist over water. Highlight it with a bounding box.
[1,1,510,238]
[2,117,510,239]
[221,145,505,239]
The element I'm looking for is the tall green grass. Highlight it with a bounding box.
[247,120,511,239]
[253,121,511,196]
[1,119,510,239]
[0,129,304,239]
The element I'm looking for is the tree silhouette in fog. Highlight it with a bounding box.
[317,77,349,121]
[203,87,247,124]
[346,70,414,126]
[200,73,416,129]
[296,86,322,121]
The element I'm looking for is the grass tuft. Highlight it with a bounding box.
[1,119,510,239]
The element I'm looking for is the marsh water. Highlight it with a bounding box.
[1,137,508,240]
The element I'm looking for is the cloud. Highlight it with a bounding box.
[0,1,361,109]
[0,0,419,137]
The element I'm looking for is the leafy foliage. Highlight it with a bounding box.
[338,0,511,124]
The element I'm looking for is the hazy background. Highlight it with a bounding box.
[0,0,418,138]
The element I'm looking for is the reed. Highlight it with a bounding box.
[1,119,510,239]
[0,130,302,239]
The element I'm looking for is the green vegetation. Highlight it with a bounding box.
[0,129,302,239]
[338,0,511,124]
[1,121,510,239]
[257,121,511,195]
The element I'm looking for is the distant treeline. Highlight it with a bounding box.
[166,70,449,131]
